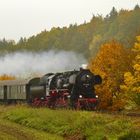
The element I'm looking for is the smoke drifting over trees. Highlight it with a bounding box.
[0,51,86,77]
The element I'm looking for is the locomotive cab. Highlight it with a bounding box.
[27,77,46,103]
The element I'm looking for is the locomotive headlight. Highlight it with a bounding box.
[96,95,98,98]
[67,95,71,98]
[79,95,82,98]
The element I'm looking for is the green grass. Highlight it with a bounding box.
[0,118,63,140]
[0,130,16,140]
[0,105,140,140]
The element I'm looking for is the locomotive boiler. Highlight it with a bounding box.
[39,65,102,109]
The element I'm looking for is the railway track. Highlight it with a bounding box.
[126,112,140,117]
[96,110,140,117]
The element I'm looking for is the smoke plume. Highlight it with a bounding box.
[0,51,86,78]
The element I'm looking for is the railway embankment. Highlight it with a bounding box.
[0,105,140,140]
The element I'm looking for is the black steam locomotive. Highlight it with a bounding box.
[33,66,102,110]
[0,66,102,110]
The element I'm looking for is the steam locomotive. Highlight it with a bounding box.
[0,65,102,110]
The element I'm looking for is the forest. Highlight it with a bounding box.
[0,5,140,56]
[0,5,140,111]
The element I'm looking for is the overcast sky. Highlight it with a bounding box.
[0,0,140,41]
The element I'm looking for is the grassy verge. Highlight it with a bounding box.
[0,105,140,140]
[0,105,64,140]
[0,118,63,140]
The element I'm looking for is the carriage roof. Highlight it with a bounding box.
[0,79,30,86]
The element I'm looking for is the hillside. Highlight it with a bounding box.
[0,5,140,57]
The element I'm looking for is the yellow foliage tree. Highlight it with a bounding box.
[89,41,132,110]
[0,74,15,80]
[120,36,140,108]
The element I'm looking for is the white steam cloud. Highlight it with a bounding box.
[0,51,86,78]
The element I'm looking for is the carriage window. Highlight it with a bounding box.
[20,85,25,93]
[7,86,12,98]
[0,86,4,93]
[23,85,26,93]
[0,86,4,99]
[17,86,21,94]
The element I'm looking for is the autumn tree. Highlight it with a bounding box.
[89,41,132,110]
[121,36,140,108]
[0,74,15,80]
[89,34,102,57]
